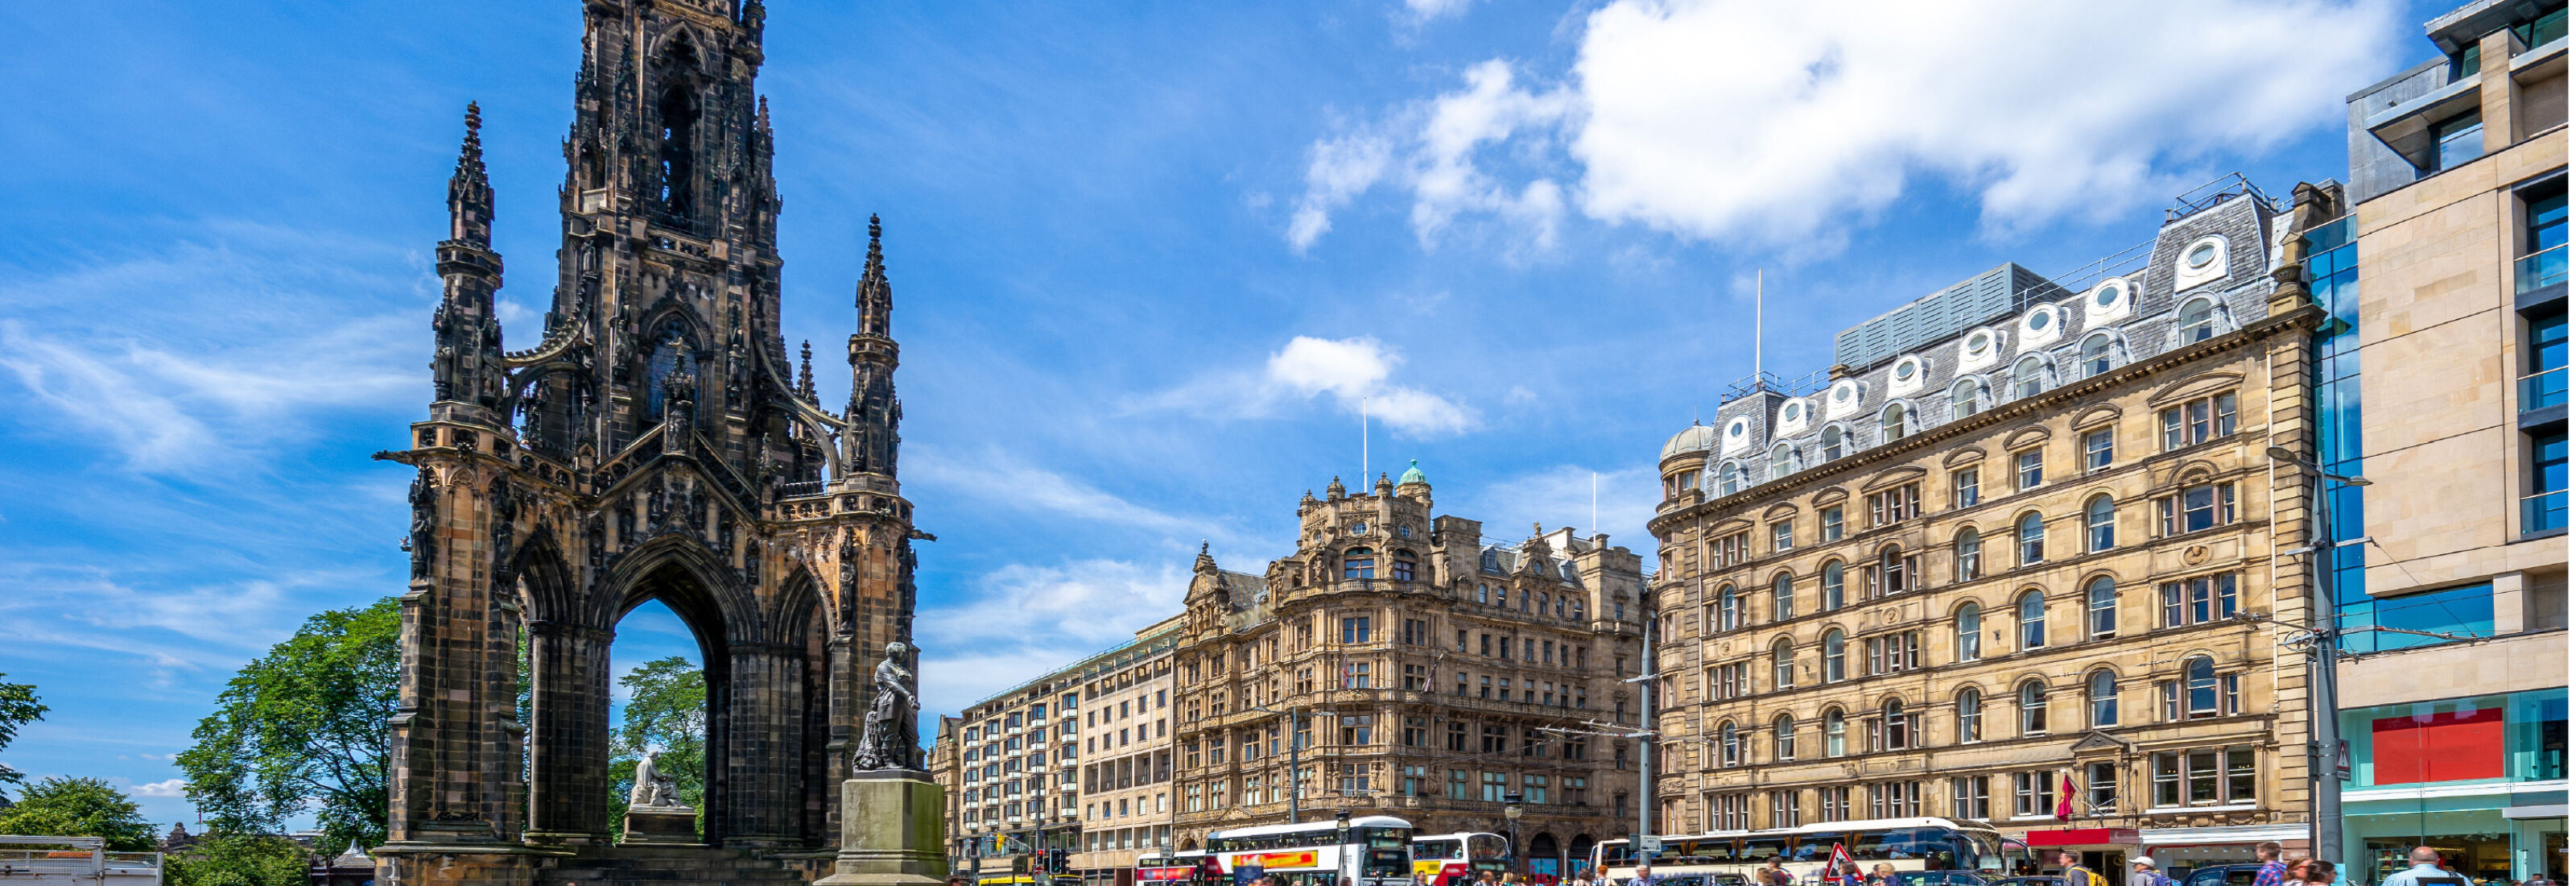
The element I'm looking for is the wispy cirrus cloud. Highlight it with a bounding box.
[914,558,1189,714]
[0,224,426,471]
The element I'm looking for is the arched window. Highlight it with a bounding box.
[1823,425,1847,460]
[2186,656,2219,718]
[1956,603,1982,662]
[1823,707,1848,757]
[2086,577,2117,640]
[2080,333,2117,378]
[1822,629,1847,682]
[2018,511,2046,565]
[2089,670,2119,727]
[1771,639,1796,690]
[2018,681,2050,735]
[1955,528,1984,581]
[2013,355,2050,400]
[1772,573,1795,621]
[2017,591,2047,650]
[1771,443,1798,480]
[1875,544,1913,597]
[1956,688,1984,743]
[1719,463,1744,495]
[654,82,700,219]
[1773,714,1797,760]
[1391,550,1418,582]
[2178,298,2219,343]
[1880,403,1914,442]
[1717,586,1740,632]
[1951,378,1988,421]
[1342,548,1376,579]
[2085,495,2116,552]
[1881,699,1911,750]
[1821,561,1846,611]
[1719,722,1742,767]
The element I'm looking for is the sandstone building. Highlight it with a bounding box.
[2313,2,2568,881]
[1166,468,1649,877]
[1649,184,2321,872]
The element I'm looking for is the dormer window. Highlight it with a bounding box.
[1348,521,1368,534]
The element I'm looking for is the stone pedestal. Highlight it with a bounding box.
[813,772,945,886]
[621,805,700,845]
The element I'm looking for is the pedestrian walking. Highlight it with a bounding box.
[2380,847,2471,886]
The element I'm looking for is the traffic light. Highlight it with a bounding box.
[1052,849,1070,872]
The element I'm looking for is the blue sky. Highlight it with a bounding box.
[0,0,2442,829]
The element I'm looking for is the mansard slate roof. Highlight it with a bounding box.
[1683,188,2282,499]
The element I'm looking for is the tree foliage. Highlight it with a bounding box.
[176,598,399,850]
[0,673,47,796]
[166,834,312,886]
[606,656,705,832]
[0,776,156,851]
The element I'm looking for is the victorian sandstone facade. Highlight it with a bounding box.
[1649,189,2325,864]
[1166,469,1648,867]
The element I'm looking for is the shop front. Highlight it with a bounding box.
[2333,689,2567,885]
[2025,828,2145,878]
[2140,825,2309,878]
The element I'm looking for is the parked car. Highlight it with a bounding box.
[1890,872,1995,886]
[2182,866,2268,886]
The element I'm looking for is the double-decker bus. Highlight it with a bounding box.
[1589,818,2031,884]
[1410,833,1510,886]
[1136,851,1220,886]
[1204,816,1416,886]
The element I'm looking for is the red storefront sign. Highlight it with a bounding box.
[2023,829,2142,848]
[2372,706,2504,784]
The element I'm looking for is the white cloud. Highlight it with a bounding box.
[132,779,189,798]
[1291,0,2401,252]
[914,559,1188,714]
[912,450,1237,544]
[1129,335,1477,435]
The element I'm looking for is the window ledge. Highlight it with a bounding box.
[2144,803,2258,814]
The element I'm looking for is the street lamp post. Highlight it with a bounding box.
[1504,793,1525,878]
[2267,445,2368,876]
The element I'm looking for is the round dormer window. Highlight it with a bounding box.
[1348,521,1367,534]
[2026,309,2052,332]
[1966,330,1993,356]
[1397,524,1413,539]
[2095,281,2124,307]
[2187,242,2219,268]
[1781,401,1803,422]
[1726,416,1750,440]
[1833,380,1857,402]
[1893,358,1920,381]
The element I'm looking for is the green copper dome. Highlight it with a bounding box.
[1397,459,1427,486]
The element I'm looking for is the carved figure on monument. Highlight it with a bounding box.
[629,747,680,809]
[850,641,919,772]
[407,468,437,578]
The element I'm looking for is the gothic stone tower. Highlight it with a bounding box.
[375,2,921,884]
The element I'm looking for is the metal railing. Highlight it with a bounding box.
[2519,244,2567,293]
[2523,366,2569,411]
[2525,490,2568,534]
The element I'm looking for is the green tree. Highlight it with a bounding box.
[0,776,155,850]
[176,598,399,850]
[165,834,312,886]
[606,656,705,834]
[0,673,47,798]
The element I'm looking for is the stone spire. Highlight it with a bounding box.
[447,102,493,247]
[1195,541,1217,575]
[842,215,902,481]
[857,214,891,337]
[430,101,506,412]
